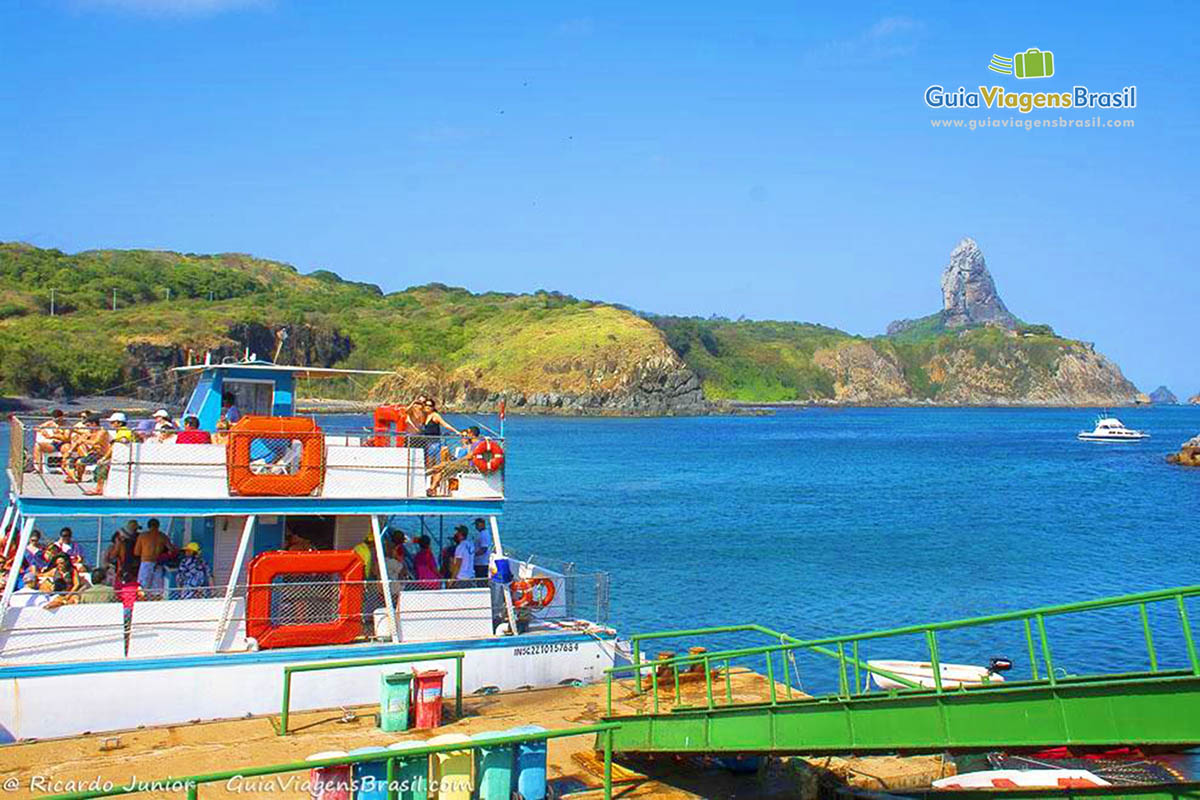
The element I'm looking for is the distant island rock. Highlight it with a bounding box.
[888,237,1017,335]
[1190,394,1200,405]
[1149,386,1179,404]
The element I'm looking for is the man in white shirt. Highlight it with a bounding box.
[450,526,476,587]
[472,517,491,579]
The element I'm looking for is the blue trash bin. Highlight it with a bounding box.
[507,725,548,800]
[470,730,515,800]
[348,745,389,800]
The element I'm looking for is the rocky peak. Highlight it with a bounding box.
[1149,385,1179,404]
[940,237,1017,329]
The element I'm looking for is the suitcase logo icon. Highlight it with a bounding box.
[988,48,1055,79]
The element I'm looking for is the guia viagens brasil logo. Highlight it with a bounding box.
[925,48,1136,114]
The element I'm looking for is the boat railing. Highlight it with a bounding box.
[603,583,1200,717]
[6,415,504,501]
[0,570,610,664]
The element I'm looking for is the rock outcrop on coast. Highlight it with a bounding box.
[0,240,1139,413]
[1167,434,1200,467]
[1149,385,1179,404]
[1190,394,1200,405]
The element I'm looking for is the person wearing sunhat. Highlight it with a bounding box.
[106,412,136,444]
[175,541,212,599]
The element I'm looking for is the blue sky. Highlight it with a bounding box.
[2,0,1197,395]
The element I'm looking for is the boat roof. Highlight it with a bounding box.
[170,361,393,379]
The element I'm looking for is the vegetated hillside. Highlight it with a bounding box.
[649,315,1135,405]
[0,243,706,414]
[0,240,1138,411]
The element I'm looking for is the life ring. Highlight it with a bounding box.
[471,439,505,473]
[511,577,556,609]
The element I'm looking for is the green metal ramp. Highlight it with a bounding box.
[602,586,1200,757]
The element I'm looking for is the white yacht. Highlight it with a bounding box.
[1077,414,1149,442]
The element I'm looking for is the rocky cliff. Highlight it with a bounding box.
[888,237,1017,335]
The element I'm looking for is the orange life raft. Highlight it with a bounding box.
[245,550,365,649]
[369,404,408,447]
[226,416,325,496]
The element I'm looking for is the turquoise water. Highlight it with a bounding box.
[4,407,1198,686]
[495,406,1200,684]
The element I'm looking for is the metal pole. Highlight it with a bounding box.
[278,670,291,736]
[489,516,519,636]
[213,515,256,652]
[0,517,36,612]
[603,728,613,800]
[370,515,400,644]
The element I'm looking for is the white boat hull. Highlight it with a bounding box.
[0,630,617,743]
[867,659,1005,691]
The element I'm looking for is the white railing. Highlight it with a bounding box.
[8,416,504,502]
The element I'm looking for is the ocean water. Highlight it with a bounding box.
[4,406,1198,689]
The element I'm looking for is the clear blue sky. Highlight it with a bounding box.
[2,1,1197,395]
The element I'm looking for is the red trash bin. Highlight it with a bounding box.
[411,669,447,729]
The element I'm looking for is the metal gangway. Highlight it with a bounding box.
[601,585,1200,760]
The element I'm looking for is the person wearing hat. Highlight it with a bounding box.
[176,541,212,600]
[352,531,376,580]
[107,412,136,444]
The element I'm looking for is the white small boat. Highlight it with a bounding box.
[934,769,1110,790]
[1078,414,1149,441]
[867,659,1006,691]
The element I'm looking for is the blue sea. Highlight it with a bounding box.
[4,406,1198,690]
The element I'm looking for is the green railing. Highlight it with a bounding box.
[608,584,1200,716]
[39,723,620,800]
[274,652,465,735]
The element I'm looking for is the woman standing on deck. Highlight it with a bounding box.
[418,398,461,466]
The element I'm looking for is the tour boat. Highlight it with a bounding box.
[1077,415,1149,442]
[0,359,617,743]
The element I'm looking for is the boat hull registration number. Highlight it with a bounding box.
[513,642,581,657]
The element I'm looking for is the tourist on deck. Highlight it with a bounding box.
[52,527,79,560]
[426,427,480,497]
[41,553,81,595]
[151,409,176,442]
[63,415,111,484]
[212,417,231,445]
[472,517,491,579]
[23,530,47,572]
[352,532,377,580]
[284,530,316,551]
[133,518,172,598]
[449,525,475,587]
[106,412,136,444]
[175,416,212,445]
[32,409,69,471]
[404,395,429,436]
[221,393,242,424]
[103,531,127,576]
[176,542,213,600]
[418,399,461,466]
[390,529,416,576]
[413,535,440,589]
[77,569,117,604]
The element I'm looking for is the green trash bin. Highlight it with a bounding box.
[385,740,429,800]
[380,671,414,732]
[470,730,515,800]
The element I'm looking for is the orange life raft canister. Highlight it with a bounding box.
[226,416,326,496]
[369,404,408,447]
[245,550,365,649]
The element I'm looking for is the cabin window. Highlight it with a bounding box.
[224,380,275,417]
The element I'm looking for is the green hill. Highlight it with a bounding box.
[0,242,1138,409]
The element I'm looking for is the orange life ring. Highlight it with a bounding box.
[511,577,556,609]
[471,439,505,473]
[226,416,325,496]
[369,404,407,447]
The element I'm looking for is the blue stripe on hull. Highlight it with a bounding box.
[0,631,613,680]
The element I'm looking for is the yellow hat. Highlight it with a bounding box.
[183,542,201,553]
